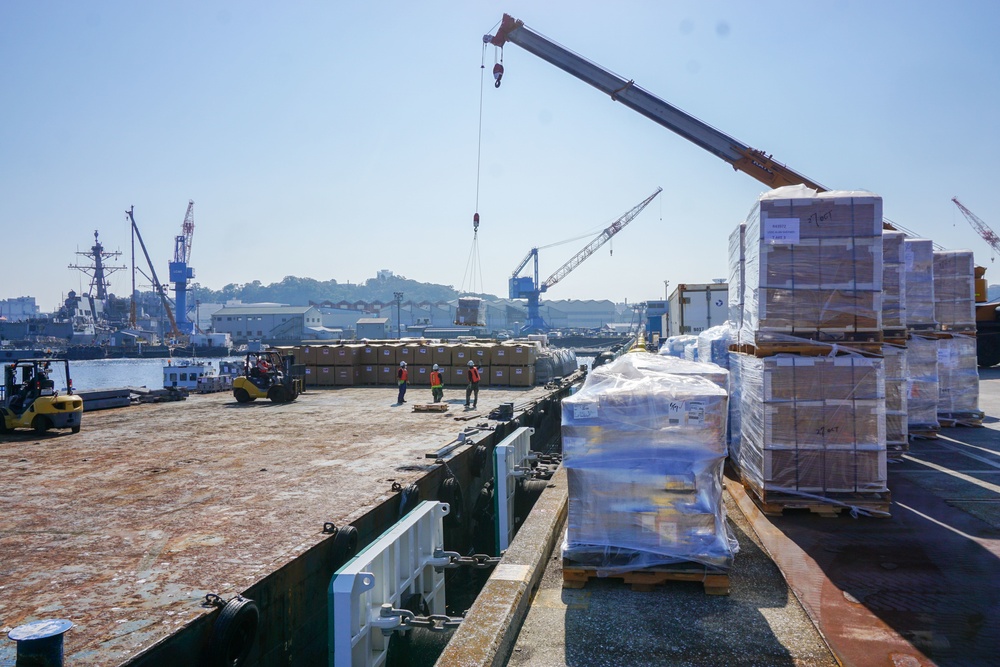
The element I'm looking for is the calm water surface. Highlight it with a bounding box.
[50,357,240,391]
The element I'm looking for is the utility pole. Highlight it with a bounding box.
[394,292,404,339]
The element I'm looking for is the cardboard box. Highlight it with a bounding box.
[432,345,452,366]
[491,345,511,366]
[397,344,417,365]
[505,343,539,366]
[361,344,379,365]
[490,366,508,386]
[413,344,434,365]
[448,366,468,387]
[411,365,431,386]
[451,345,471,366]
[317,365,335,386]
[315,345,336,365]
[509,365,535,387]
[332,344,360,366]
[378,365,397,386]
[304,365,317,387]
[334,366,358,386]
[377,344,399,366]
[299,346,317,365]
[468,344,492,365]
[359,365,378,386]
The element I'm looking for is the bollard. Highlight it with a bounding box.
[7,619,72,667]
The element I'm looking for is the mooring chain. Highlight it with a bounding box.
[377,604,463,633]
[433,548,501,570]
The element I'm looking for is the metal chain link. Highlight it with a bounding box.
[434,548,501,569]
[403,614,463,632]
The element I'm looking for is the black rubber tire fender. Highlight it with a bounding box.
[208,595,259,667]
[438,477,464,527]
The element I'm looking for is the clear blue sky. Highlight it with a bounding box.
[2,1,998,312]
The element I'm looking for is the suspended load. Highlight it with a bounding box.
[454,297,486,327]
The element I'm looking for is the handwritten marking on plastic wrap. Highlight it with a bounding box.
[806,209,834,228]
[667,401,706,426]
[573,401,598,419]
[763,217,800,244]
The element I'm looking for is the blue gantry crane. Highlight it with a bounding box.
[509,187,662,334]
[168,200,196,335]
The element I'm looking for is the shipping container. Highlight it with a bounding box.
[667,283,729,337]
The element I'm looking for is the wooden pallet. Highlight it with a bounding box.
[743,480,891,518]
[729,341,883,358]
[938,411,985,427]
[412,403,449,412]
[909,428,940,440]
[754,328,884,344]
[562,561,730,595]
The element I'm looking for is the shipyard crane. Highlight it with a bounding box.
[169,200,196,335]
[953,197,1000,258]
[951,197,1000,367]
[485,15,827,193]
[510,187,662,333]
[126,206,182,343]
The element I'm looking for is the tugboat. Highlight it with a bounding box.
[163,359,233,393]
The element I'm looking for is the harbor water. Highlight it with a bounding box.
[53,357,240,391]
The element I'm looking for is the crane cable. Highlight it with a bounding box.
[461,36,496,296]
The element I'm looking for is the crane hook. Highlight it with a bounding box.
[493,63,504,88]
[473,212,480,233]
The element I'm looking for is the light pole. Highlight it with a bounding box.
[394,292,403,339]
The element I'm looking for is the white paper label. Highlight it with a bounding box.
[687,401,706,426]
[764,217,800,244]
[573,402,598,419]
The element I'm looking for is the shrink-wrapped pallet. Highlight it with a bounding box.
[882,231,907,330]
[729,223,746,329]
[906,334,940,431]
[562,353,736,572]
[903,239,936,328]
[697,323,733,369]
[738,186,883,343]
[660,335,698,359]
[936,334,980,416]
[882,344,909,453]
[736,353,887,496]
[727,350,743,468]
[933,250,976,331]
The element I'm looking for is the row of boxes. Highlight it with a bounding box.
[304,364,537,388]
[295,341,540,367]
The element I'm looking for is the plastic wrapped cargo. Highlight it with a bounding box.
[736,352,887,497]
[882,344,909,453]
[659,334,698,358]
[936,334,979,416]
[903,239,936,328]
[454,297,486,326]
[729,223,746,330]
[933,250,976,331]
[882,231,907,330]
[906,334,939,431]
[727,350,743,468]
[594,352,729,390]
[561,353,736,572]
[738,186,883,344]
[682,341,698,361]
[697,322,733,368]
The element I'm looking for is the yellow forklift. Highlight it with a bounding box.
[232,349,302,403]
[1,358,83,434]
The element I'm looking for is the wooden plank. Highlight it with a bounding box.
[412,403,449,412]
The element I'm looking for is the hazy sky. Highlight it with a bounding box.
[3,1,998,312]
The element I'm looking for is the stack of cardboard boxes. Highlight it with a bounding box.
[933,250,981,424]
[903,239,940,435]
[881,231,908,456]
[293,340,541,389]
[729,186,889,505]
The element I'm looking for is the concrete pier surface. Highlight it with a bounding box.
[446,368,1000,667]
[0,383,563,666]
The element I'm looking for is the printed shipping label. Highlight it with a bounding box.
[573,401,598,420]
[763,217,800,244]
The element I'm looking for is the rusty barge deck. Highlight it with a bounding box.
[0,383,568,666]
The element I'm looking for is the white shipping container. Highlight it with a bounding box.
[667,283,729,337]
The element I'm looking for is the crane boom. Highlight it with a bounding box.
[953,197,1000,256]
[543,187,662,289]
[127,206,181,340]
[486,14,826,192]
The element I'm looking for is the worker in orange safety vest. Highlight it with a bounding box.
[397,361,408,404]
[465,360,481,409]
[430,363,444,403]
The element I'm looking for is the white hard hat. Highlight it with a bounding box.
[400,361,407,367]
[467,360,474,367]
[432,364,439,370]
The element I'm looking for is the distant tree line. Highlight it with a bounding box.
[187,274,499,306]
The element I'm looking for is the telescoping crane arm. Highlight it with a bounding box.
[542,187,662,290]
[127,206,181,339]
[486,14,826,193]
